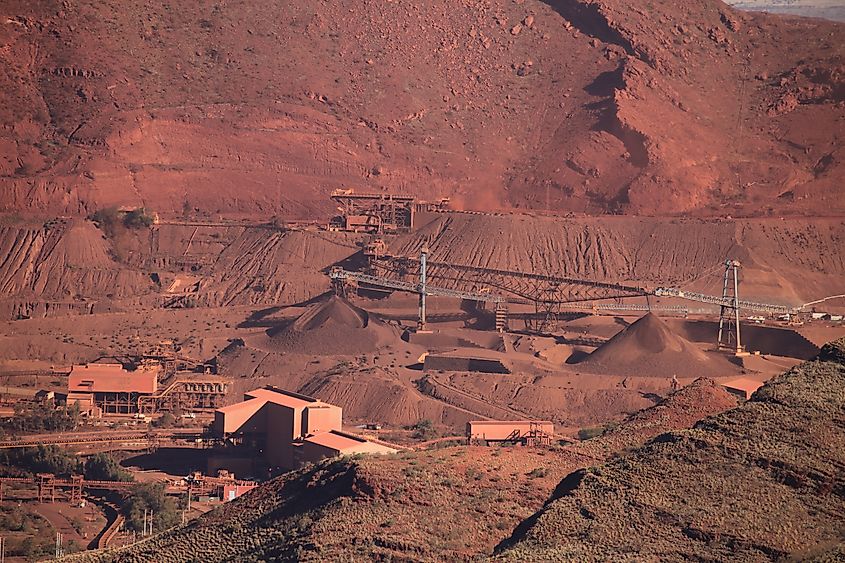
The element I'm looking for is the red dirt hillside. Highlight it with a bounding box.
[0,0,842,217]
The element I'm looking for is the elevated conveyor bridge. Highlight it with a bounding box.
[331,250,814,343]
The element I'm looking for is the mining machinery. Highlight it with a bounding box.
[329,190,416,233]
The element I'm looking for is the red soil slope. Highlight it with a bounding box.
[0,1,842,217]
[584,377,738,456]
[1,215,842,320]
[0,219,153,302]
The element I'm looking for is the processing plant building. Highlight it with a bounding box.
[214,387,396,469]
[67,361,229,416]
[68,362,159,415]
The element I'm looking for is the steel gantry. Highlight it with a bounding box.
[332,244,802,343]
[655,260,792,354]
[362,250,649,331]
[332,246,650,332]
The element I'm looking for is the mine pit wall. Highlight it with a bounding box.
[389,215,845,307]
[0,300,98,320]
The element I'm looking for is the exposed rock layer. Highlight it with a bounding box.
[1,0,843,217]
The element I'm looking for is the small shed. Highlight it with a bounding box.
[294,430,397,467]
[721,377,766,401]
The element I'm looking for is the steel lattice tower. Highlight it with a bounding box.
[717,260,744,354]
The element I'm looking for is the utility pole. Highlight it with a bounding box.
[417,244,429,331]
[55,532,62,558]
[182,482,191,525]
[1,536,5,563]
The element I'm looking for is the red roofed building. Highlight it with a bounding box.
[67,362,161,415]
[294,430,397,467]
[214,387,395,469]
[721,377,766,401]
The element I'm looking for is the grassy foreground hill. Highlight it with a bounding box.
[494,338,845,561]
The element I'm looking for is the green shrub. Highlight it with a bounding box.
[90,207,154,238]
[153,412,176,428]
[577,426,605,440]
[411,419,438,441]
[526,467,548,479]
[123,208,154,229]
[465,467,483,481]
[83,453,133,482]
[123,483,180,533]
[0,445,81,477]
[2,403,80,434]
[89,207,121,238]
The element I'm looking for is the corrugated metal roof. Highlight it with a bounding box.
[303,430,368,451]
[721,377,766,393]
[216,388,325,428]
[245,387,319,409]
[216,396,267,415]
[68,363,158,394]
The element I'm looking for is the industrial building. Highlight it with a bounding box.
[329,190,417,233]
[68,362,159,415]
[328,189,450,234]
[292,429,397,467]
[214,387,396,469]
[466,420,554,446]
[67,362,229,416]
